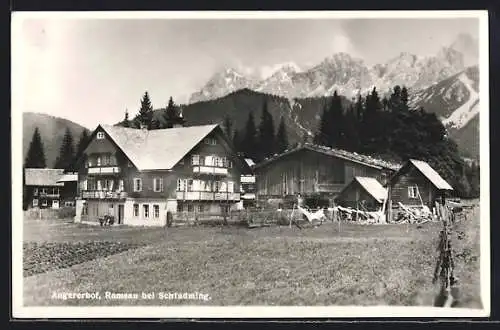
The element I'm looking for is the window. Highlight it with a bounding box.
[33,188,38,195]
[408,186,418,199]
[187,204,194,212]
[133,178,142,192]
[143,204,149,218]
[228,181,234,193]
[204,155,213,166]
[32,199,38,207]
[177,203,183,213]
[133,203,139,217]
[191,155,200,165]
[97,132,105,139]
[40,188,47,195]
[118,180,124,192]
[187,179,194,192]
[97,156,102,166]
[204,138,217,145]
[153,204,160,218]
[198,204,205,213]
[153,177,163,192]
[87,157,94,167]
[177,178,186,192]
[42,200,48,207]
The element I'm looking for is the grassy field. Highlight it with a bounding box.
[22,205,482,307]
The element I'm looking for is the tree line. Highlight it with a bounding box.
[313,85,480,198]
[119,91,185,130]
[226,99,289,163]
[24,127,90,172]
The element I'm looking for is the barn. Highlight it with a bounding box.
[253,143,400,204]
[387,159,454,211]
[335,176,387,212]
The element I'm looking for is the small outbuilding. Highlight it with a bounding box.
[387,159,454,210]
[335,176,387,212]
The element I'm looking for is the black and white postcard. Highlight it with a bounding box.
[11,10,490,319]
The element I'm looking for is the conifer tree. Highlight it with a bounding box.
[54,128,75,171]
[242,112,258,161]
[257,100,276,160]
[163,97,177,128]
[314,102,331,146]
[232,129,241,153]
[24,127,46,168]
[275,116,289,154]
[137,91,154,129]
[223,115,233,142]
[75,130,89,162]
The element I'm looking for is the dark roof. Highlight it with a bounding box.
[25,168,65,187]
[254,143,402,171]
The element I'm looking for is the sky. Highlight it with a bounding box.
[13,14,480,129]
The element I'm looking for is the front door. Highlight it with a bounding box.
[118,204,124,224]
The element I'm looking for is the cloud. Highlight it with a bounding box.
[330,33,359,57]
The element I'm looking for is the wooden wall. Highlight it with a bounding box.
[390,166,437,208]
[255,149,391,198]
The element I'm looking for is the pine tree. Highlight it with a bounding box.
[121,109,130,127]
[223,115,233,142]
[401,86,409,111]
[75,130,89,162]
[163,97,177,128]
[137,91,154,129]
[242,112,258,161]
[257,100,276,160]
[329,90,345,148]
[54,128,75,171]
[314,102,331,146]
[24,127,46,168]
[232,129,241,153]
[275,116,289,154]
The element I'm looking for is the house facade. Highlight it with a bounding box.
[387,159,454,211]
[240,158,256,208]
[24,168,65,209]
[253,143,400,203]
[74,124,251,226]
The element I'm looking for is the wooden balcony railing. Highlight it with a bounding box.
[192,166,228,175]
[81,190,128,200]
[87,166,121,175]
[176,191,240,201]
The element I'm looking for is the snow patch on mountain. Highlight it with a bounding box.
[442,73,479,129]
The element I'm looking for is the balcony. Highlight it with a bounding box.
[192,166,228,176]
[81,190,128,200]
[241,175,256,183]
[176,191,240,201]
[88,166,121,175]
[37,193,60,198]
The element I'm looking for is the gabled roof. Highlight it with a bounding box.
[98,124,226,171]
[352,177,388,203]
[25,168,65,187]
[254,143,401,171]
[407,159,454,190]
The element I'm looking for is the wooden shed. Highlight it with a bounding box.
[253,143,400,203]
[387,159,454,212]
[335,176,387,212]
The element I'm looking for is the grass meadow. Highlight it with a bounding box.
[22,204,482,308]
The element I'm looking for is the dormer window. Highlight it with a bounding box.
[97,132,105,140]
